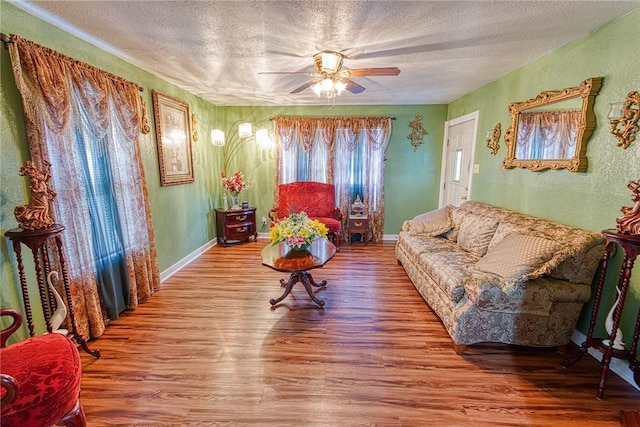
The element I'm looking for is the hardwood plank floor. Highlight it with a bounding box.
[79,240,639,426]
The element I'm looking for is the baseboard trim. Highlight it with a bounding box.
[571,329,639,391]
[160,239,217,283]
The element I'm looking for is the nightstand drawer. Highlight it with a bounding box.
[348,217,368,232]
[348,215,369,245]
[214,207,258,246]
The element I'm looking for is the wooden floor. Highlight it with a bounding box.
[79,240,639,426]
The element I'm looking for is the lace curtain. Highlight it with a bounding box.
[7,34,160,339]
[273,116,392,242]
[516,111,581,159]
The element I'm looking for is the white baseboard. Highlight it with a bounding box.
[571,329,639,391]
[383,234,398,241]
[159,239,217,282]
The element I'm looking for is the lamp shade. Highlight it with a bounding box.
[239,123,252,138]
[210,129,225,146]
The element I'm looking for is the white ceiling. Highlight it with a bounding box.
[13,0,640,106]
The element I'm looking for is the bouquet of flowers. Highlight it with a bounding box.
[269,211,329,250]
[220,171,254,196]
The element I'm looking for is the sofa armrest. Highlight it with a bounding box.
[401,220,412,232]
[464,270,591,314]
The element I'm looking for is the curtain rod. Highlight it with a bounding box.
[1,32,143,92]
[270,116,396,120]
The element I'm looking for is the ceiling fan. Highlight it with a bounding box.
[259,51,401,97]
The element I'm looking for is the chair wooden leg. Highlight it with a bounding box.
[55,400,86,427]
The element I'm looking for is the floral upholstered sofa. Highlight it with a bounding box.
[395,201,605,354]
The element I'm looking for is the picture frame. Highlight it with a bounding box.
[152,90,194,186]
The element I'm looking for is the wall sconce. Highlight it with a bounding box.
[210,129,225,146]
[608,91,639,149]
[238,122,253,138]
[486,123,501,155]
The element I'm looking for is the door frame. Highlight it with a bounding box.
[438,110,479,208]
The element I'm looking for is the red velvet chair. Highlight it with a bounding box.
[1,308,86,427]
[270,181,343,246]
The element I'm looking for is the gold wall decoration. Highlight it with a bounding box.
[191,113,199,142]
[139,95,151,134]
[609,91,639,149]
[503,77,602,172]
[408,115,427,151]
[487,123,501,155]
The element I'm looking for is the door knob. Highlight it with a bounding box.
[461,195,468,201]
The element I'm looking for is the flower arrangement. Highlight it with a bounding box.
[220,171,254,196]
[269,211,329,250]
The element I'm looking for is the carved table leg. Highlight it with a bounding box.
[270,273,300,306]
[300,272,326,308]
[270,272,326,308]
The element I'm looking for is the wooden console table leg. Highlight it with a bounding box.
[12,240,35,337]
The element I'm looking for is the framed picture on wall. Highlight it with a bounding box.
[152,90,195,186]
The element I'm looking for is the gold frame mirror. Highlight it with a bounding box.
[503,77,602,172]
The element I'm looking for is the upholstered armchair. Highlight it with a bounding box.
[270,181,343,246]
[1,308,86,426]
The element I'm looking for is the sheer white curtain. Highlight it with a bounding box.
[273,116,392,242]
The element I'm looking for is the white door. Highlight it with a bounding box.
[439,111,478,207]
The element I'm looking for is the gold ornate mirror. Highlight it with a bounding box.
[503,77,602,172]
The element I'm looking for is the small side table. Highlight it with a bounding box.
[562,230,640,399]
[348,215,369,245]
[5,225,100,358]
[214,207,258,246]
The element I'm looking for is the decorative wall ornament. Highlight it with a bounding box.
[139,94,151,134]
[14,160,56,230]
[408,115,427,151]
[616,179,640,235]
[608,91,640,149]
[504,77,602,172]
[486,123,501,155]
[191,113,199,142]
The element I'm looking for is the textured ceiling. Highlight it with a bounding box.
[13,0,640,106]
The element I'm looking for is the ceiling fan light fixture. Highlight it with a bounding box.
[311,77,346,99]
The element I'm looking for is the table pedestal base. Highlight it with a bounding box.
[270,271,327,308]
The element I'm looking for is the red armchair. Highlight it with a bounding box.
[1,308,86,427]
[270,181,343,246]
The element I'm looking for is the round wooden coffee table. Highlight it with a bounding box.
[261,238,336,308]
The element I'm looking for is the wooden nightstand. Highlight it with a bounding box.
[215,207,258,246]
[348,215,369,245]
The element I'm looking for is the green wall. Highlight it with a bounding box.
[448,9,640,342]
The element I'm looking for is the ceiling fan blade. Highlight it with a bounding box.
[259,71,318,76]
[290,80,315,94]
[344,67,401,77]
[343,78,366,94]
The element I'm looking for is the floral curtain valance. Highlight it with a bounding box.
[7,34,141,142]
[272,116,393,153]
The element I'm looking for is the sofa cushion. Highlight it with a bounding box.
[487,221,522,251]
[475,232,561,282]
[445,206,468,242]
[409,207,452,237]
[419,249,481,303]
[457,213,499,257]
